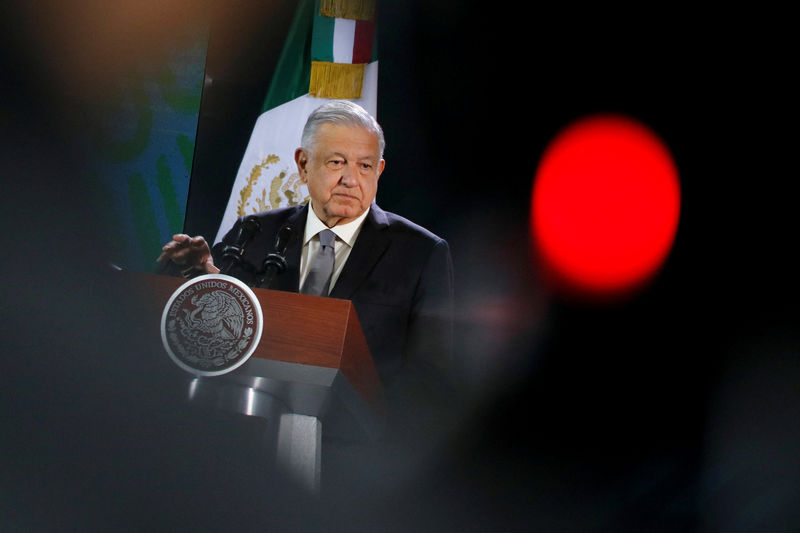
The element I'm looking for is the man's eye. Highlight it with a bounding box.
[360,163,373,170]
[326,160,345,169]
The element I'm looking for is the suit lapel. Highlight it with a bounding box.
[275,204,308,293]
[330,203,390,299]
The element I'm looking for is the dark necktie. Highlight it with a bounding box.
[301,229,336,296]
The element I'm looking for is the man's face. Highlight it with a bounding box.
[295,122,385,227]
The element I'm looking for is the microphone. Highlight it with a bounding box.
[217,216,261,274]
[255,224,295,289]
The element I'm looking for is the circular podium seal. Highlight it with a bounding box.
[160,274,263,377]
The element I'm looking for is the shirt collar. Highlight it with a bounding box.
[303,202,371,248]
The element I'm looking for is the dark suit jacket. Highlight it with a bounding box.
[213,203,454,391]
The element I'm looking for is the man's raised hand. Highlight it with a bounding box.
[157,234,219,274]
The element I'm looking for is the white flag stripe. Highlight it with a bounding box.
[332,18,356,63]
[214,61,379,243]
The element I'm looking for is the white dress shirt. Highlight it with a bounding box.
[299,203,370,295]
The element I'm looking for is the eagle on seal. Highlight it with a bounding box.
[182,290,244,340]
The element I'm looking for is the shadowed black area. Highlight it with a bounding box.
[2,2,796,531]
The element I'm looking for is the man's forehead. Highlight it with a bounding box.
[314,123,381,157]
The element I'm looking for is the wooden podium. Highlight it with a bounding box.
[120,271,385,493]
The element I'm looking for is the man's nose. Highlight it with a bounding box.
[340,163,356,186]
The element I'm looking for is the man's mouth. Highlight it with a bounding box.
[333,192,359,200]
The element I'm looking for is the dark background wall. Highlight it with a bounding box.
[2,1,797,531]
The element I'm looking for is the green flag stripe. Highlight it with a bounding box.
[311,4,335,62]
[261,0,316,113]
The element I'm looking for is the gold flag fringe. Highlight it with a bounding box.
[319,0,376,20]
[309,61,366,99]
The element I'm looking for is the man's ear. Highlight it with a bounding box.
[376,158,386,181]
[295,148,309,182]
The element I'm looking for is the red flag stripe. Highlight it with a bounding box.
[353,18,375,64]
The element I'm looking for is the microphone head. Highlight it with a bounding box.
[274,224,294,253]
[242,215,262,236]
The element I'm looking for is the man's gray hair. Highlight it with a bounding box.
[301,100,385,158]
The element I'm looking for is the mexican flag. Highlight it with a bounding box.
[214,0,379,243]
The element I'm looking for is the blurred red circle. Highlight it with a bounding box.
[531,114,680,299]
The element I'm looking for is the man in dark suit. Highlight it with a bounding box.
[158,100,454,411]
